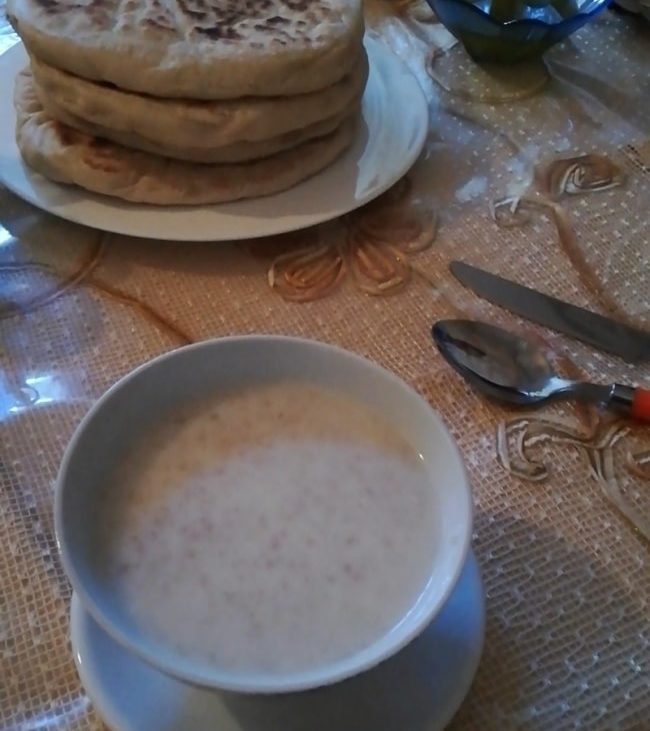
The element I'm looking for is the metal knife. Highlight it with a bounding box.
[450,261,650,364]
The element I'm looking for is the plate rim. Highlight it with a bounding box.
[0,38,429,241]
[70,550,485,731]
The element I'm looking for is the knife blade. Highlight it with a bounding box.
[450,261,650,364]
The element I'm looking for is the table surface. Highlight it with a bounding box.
[1,2,649,730]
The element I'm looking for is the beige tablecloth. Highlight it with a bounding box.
[1,2,649,729]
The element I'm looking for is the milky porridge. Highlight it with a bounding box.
[96,382,437,675]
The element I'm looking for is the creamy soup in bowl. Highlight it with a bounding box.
[55,336,472,693]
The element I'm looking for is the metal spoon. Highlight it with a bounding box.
[432,319,650,422]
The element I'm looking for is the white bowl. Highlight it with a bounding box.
[55,336,472,694]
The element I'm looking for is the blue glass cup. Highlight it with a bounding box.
[425,0,612,63]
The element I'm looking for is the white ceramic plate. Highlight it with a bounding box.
[0,39,428,241]
[71,551,484,731]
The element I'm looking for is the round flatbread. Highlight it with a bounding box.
[15,69,356,206]
[29,49,368,149]
[7,0,364,99]
[36,91,352,163]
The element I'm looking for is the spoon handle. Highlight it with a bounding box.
[610,384,650,422]
[631,388,650,422]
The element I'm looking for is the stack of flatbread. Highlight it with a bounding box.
[7,0,366,205]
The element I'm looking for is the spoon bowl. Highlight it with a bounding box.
[432,320,567,405]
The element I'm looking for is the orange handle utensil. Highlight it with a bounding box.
[610,383,650,422]
[431,319,650,421]
[631,388,650,422]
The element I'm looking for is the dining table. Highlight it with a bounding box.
[1,1,649,729]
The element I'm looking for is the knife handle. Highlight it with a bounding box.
[632,388,650,422]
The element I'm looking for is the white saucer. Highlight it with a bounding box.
[71,551,484,731]
[0,39,428,241]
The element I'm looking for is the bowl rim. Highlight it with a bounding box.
[428,0,612,29]
[55,334,473,694]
